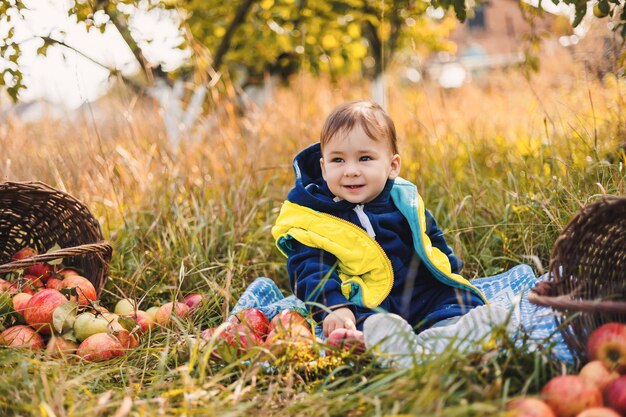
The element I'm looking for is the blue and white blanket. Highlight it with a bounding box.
[230,264,572,362]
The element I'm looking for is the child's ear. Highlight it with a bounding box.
[388,154,401,179]
[320,157,327,180]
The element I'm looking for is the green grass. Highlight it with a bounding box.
[0,62,625,416]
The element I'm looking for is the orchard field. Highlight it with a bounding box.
[1,49,625,416]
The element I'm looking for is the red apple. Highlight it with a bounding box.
[236,308,270,340]
[25,263,56,283]
[107,319,140,349]
[23,288,69,334]
[77,333,125,362]
[154,302,190,325]
[575,407,622,417]
[130,310,155,333]
[201,327,217,341]
[46,335,78,358]
[61,275,97,306]
[326,328,365,354]
[45,277,64,291]
[586,322,626,373]
[56,268,79,278]
[269,310,307,332]
[506,397,556,417]
[20,274,45,294]
[221,322,263,352]
[605,375,626,415]
[0,325,45,349]
[0,278,17,295]
[11,247,37,261]
[11,292,32,316]
[579,360,620,391]
[266,323,313,344]
[183,293,205,312]
[541,374,603,417]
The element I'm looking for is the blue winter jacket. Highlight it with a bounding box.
[272,143,486,330]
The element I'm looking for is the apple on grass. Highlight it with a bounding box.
[269,310,308,332]
[154,302,190,325]
[541,374,602,417]
[23,289,69,335]
[235,308,270,340]
[77,333,125,362]
[202,322,263,358]
[46,335,78,358]
[0,325,45,349]
[183,293,205,312]
[129,310,154,333]
[145,306,160,321]
[114,298,137,316]
[575,407,622,417]
[107,319,140,349]
[265,323,314,348]
[0,278,17,295]
[579,360,620,391]
[604,376,626,416]
[73,312,110,342]
[586,322,626,373]
[505,397,556,417]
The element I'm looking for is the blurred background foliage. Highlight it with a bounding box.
[1,0,625,101]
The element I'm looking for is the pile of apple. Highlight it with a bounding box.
[0,246,205,362]
[508,322,626,417]
[199,307,367,360]
[200,308,319,357]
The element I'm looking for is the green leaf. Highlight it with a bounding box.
[117,316,137,332]
[597,0,610,15]
[52,301,79,334]
[0,291,12,316]
[47,243,62,253]
[572,2,587,26]
[61,331,77,343]
[453,0,467,22]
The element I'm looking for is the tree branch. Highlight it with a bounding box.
[212,0,256,71]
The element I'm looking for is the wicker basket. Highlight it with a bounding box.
[0,181,112,295]
[528,196,626,365]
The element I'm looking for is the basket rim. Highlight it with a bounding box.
[0,241,113,275]
[528,288,626,314]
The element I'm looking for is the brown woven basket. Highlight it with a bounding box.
[0,181,112,295]
[528,196,626,365]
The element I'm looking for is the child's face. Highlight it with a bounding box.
[320,125,400,204]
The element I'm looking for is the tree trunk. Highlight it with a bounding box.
[212,0,256,71]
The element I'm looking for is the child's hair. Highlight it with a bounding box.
[320,101,398,154]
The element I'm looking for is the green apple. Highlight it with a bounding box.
[145,306,160,321]
[73,312,110,342]
[114,298,137,316]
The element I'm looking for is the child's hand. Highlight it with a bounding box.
[323,307,356,337]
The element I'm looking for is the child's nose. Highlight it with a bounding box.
[344,163,360,176]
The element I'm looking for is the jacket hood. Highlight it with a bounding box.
[287,143,352,212]
[287,142,393,212]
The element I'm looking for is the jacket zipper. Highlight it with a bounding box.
[322,211,395,302]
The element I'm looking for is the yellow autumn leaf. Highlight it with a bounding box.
[321,34,338,50]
